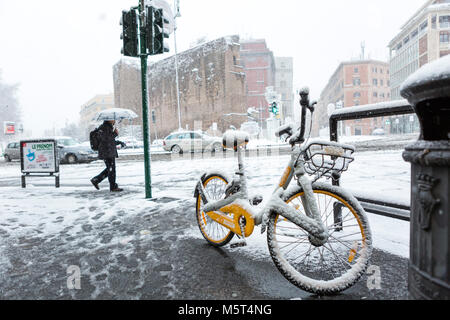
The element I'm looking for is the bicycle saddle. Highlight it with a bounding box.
[222,130,250,150]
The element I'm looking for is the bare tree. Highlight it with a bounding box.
[61,121,84,141]
[0,70,21,133]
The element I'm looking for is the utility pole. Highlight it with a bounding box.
[139,0,152,199]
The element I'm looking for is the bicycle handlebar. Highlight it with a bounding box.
[275,124,294,138]
[287,87,316,146]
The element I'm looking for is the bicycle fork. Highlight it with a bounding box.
[261,165,329,246]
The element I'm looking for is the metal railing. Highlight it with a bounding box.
[329,99,415,221]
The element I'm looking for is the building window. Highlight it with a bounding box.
[420,20,428,33]
[354,100,360,106]
[354,67,359,73]
[440,31,449,43]
[373,79,378,86]
[411,29,418,39]
[403,36,410,44]
[373,92,378,97]
[353,92,361,98]
[440,15,450,29]
[353,78,361,86]
[380,68,383,74]
[432,15,437,29]
[380,79,384,86]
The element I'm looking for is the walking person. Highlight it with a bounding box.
[90,120,126,192]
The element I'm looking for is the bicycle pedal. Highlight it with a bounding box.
[230,241,247,248]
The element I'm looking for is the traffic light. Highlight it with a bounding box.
[147,6,170,55]
[120,9,139,57]
[270,102,279,115]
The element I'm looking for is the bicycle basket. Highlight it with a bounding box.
[303,140,355,178]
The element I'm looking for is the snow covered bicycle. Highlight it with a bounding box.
[194,88,372,295]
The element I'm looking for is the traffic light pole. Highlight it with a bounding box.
[139,0,152,199]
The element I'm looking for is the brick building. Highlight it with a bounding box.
[313,60,391,137]
[113,35,247,138]
[240,39,276,125]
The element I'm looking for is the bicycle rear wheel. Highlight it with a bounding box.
[267,183,372,295]
[196,173,235,247]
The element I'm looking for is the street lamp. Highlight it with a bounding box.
[173,0,182,130]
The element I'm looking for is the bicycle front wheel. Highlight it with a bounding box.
[267,183,372,295]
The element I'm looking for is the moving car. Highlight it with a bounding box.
[163,131,223,154]
[55,136,98,164]
[3,142,20,162]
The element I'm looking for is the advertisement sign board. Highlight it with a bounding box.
[4,121,15,135]
[20,139,60,188]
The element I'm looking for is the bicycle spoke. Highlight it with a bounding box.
[282,239,308,255]
[328,224,360,230]
[293,244,314,265]
[327,234,359,251]
[323,242,352,270]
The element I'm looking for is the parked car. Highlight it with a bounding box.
[372,128,385,136]
[152,139,164,147]
[163,131,223,154]
[3,141,20,162]
[55,136,98,164]
[118,136,143,149]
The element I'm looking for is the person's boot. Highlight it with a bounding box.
[90,178,100,190]
[110,184,123,192]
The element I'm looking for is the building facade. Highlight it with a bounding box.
[240,39,276,125]
[113,35,247,138]
[314,60,391,137]
[274,57,294,121]
[389,0,450,100]
[79,94,115,138]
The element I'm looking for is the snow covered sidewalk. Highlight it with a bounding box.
[0,150,411,299]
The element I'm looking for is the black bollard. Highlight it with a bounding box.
[400,55,450,300]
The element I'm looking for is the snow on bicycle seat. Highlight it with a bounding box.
[222,130,250,150]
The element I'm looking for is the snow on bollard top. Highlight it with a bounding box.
[400,54,450,104]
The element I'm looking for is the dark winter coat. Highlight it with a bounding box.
[97,122,120,160]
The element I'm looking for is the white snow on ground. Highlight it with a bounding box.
[0,149,410,261]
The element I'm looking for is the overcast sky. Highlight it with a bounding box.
[0,0,424,136]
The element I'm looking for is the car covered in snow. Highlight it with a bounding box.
[117,136,144,149]
[163,131,223,154]
[3,141,20,162]
[55,137,98,164]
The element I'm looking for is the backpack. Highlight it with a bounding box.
[89,127,100,151]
